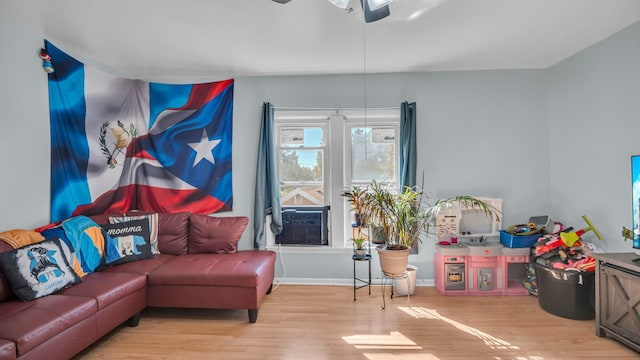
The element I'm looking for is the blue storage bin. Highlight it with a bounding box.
[500,230,540,248]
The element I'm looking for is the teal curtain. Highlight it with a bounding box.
[253,102,283,249]
[399,101,417,189]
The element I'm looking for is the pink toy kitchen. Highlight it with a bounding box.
[433,197,530,296]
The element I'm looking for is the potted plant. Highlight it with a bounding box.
[362,180,500,277]
[342,185,372,245]
[352,237,368,259]
[360,180,395,244]
[341,185,368,227]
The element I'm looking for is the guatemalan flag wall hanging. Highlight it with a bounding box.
[46,40,234,222]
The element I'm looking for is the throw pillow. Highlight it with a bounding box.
[61,215,119,276]
[109,213,160,254]
[156,212,190,255]
[0,237,81,301]
[188,214,248,254]
[126,212,190,255]
[39,224,86,277]
[101,219,153,265]
[0,229,45,249]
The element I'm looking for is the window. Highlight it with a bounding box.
[346,125,397,185]
[277,125,327,207]
[273,109,399,249]
[343,119,399,244]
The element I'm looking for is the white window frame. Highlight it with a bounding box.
[268,108,399,250]
[342,111,400,247]
[275,120,329,206]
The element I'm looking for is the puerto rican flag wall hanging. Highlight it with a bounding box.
[46,40,234,222]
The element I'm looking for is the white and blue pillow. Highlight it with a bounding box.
[0,237,81,301]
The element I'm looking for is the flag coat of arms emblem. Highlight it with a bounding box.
[46,41,234,222]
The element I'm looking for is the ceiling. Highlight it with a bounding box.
[2,0,640,81]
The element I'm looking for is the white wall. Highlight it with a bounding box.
[1,15,637,284]
[547,21,640,253]
[0,18,50,229]
[235,71,548,283]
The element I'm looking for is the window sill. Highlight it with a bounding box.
[266,245,355,255]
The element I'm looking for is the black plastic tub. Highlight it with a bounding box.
[534,263,595,320]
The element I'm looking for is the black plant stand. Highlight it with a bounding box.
[353,254,371,300]
[381,271,409,309]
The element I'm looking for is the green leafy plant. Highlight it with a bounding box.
[360,180,501,250]
[341,185,369,226]
[352,237,367,250]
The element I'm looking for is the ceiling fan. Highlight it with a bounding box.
[271,0,394,23]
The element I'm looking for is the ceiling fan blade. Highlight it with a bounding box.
[328,0,352,9]
[360,0,390,23]
[367,0,394,11]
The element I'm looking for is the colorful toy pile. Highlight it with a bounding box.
[531,215,602,272]
[517,215,602,296]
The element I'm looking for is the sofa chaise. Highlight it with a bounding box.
[0,212,276,360]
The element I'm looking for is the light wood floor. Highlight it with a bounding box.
[74,285,638,360]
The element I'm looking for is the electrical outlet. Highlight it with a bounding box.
[622,226,634,241]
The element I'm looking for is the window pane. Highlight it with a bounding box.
[279,150,323,182]
[351,127,395,182]
[279,147,324,206]
[280,127,324,148]
[280,186,325,206]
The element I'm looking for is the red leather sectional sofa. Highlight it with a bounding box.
[0,212,276,360]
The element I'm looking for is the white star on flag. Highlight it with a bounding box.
[188,128,221,167]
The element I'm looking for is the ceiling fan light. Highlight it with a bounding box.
[366,0,393,11]
[327,0,351,9]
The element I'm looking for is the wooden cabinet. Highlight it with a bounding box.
[594,253,640,352]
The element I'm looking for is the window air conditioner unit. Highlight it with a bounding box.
[275,206,329,246]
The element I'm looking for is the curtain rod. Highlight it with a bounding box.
[272,106,400,111]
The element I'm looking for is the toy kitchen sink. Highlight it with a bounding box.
[433,197,530,296]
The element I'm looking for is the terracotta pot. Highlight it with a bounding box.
[377,245,411,277]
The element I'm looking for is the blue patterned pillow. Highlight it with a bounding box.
[0,237,81,301]
[101,219,152,265]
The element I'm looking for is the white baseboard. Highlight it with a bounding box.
[272,277,435,287]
